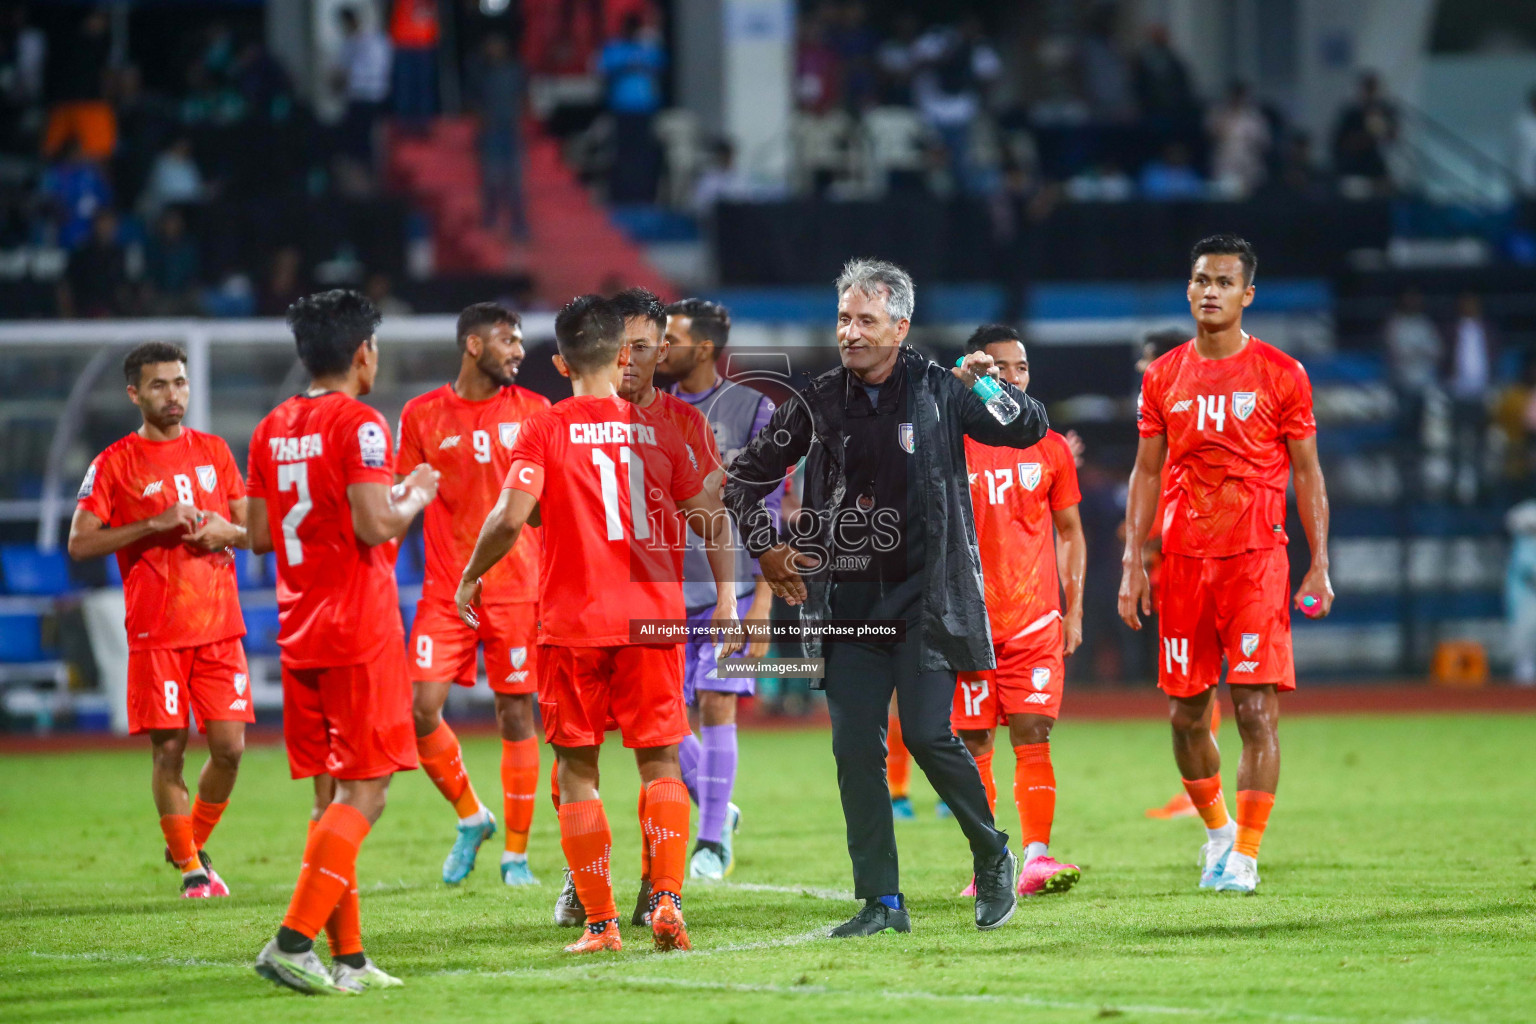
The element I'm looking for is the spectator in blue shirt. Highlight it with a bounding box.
[1139,142,1206,200]
[600,13,665,203]
[42,139,113,249]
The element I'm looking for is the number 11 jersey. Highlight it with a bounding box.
[247,391,402,668]
[504,393,705,646]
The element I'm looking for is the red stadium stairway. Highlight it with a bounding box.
[384,117,673,304]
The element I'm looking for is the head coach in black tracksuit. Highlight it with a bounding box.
[722,258,1049,937]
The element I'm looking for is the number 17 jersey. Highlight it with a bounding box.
[247,391,403,668]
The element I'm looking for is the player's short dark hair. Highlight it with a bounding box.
[609,287,666,333]
[665,297,732,354]
[456,301,521,352]
[1190,234,1258,284]
[554,294,624,373]
[286,289,382,379]
[123,341,187,386]
[964,323,1023,355]
[1143,328,1188,361]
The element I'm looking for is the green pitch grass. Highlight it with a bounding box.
[3,713,1534,1024]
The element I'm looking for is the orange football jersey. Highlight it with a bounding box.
[396,384,549,604]
[76,429,246,651]
[1138,337,1315,558]
[965,430,1080,643]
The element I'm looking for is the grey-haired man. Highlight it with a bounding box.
[723,259,1049,936]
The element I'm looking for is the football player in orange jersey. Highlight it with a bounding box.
[248,290,439,993]
[396,303,551,887]
[69,342,252,899]
[950,325,1086,898]
[1121,236,1334,893]
[457,294,743,954]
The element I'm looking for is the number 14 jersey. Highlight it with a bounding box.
[1137,337,1315,559]
[504,393,705,646]
[247,391,402,668]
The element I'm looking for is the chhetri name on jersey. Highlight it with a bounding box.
[268,433,324,462]
[568,421,658,446]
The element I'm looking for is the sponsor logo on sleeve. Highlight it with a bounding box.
[358,422,388,468]
[898,423,914,454]
[196,464,217,492]
[1232,392,1257,421]
[77,464,97,499]
[1018,462,1042,491]
[498,422,521,448]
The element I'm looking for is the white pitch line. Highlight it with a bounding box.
[715,880,851,901]
[17,948,1408,1024]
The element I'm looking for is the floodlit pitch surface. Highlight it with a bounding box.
[3,714,1533,1023]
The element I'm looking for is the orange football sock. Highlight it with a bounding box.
[160,813,199,873]
[1181,773,1231,830]
[974,750,997,814]
[307,820,362,956]
[1014,743,1056,847]
[558,799,617,924]
[643,777,690,897]
[189,797,227,849]
[282,803,370,940]
[637,786,652,881]
[501,738,539,854]
[1234,790,1275,859]
[887,715,910,798]
[417,722,481,819]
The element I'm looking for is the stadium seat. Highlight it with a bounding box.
[242,606,282,657]
[0,613,46,662]
[0,545,73,596]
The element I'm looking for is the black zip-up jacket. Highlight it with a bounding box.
[723,345,1049,674]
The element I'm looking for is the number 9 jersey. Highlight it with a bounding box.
[247,391,403,668]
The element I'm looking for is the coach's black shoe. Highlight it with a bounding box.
[973,847,1018,930]
[631,878,653,927]
[829,898,911,938]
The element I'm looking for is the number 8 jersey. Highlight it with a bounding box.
[247,391,402,667]
[1137,337,1316,559]
[504,393,705,647]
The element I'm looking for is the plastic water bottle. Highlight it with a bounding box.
[955,357,1020,424]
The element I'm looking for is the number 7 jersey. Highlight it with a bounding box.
[247,391,403,668]
[1138,337,1316,559]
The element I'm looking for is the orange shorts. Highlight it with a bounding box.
[952,617,1065,729]
[408,597,537,694]
[1157,547,1295,697]
[537,643,689,749]
[282,647,418,780]
[126,637,253,735]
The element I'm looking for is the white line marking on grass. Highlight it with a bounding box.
[29,951,235,969]
[715,880,850,901]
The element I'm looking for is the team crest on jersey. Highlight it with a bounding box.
[498,422,520,448]
[509,647,527,669]
[196,464,217,493]
[1240,633,1260,657]
[1232,392,1257,421]
[358,422,388,468]
[233,673,247,696]
[77,464,97,499]
[1018,462,1042,491]
[1031,667,1051,691]
[898,423,914,454]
